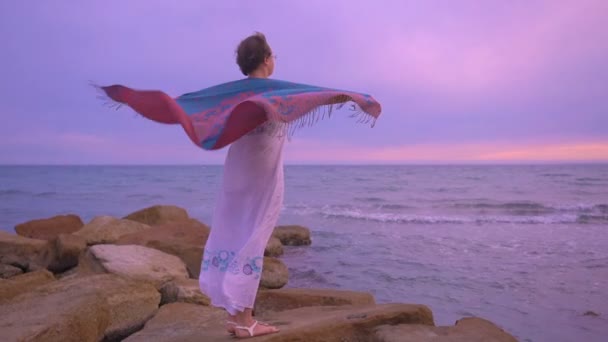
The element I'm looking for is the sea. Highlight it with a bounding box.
[1,164,607,342]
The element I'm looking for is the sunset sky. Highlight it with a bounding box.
[1,1,607,164]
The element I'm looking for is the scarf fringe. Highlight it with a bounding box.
[248,96,378,141]
[90,81,125,111]
[90,81,151,121]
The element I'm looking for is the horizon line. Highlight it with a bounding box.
[1,161,607,167]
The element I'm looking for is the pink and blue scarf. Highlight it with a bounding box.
[96,78,382,150]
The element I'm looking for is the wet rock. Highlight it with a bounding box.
[272,225,312,246]
[260,257,289,289]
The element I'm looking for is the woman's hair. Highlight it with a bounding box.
[236,32,272,76]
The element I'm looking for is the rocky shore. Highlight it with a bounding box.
[1,205,518,341]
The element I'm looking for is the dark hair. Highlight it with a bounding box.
[236,32,272,76]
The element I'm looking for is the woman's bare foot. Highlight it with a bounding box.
[226,314,237,334]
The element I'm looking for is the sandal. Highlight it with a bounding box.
[234,320,279,338]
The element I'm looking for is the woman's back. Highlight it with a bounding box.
[222,124,286,195]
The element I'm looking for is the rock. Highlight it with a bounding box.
[272,225,312,246]
[74,216,152,245]
[254,303,434,341]
[0,263,23,278]
[125,302,433,342]
[255,288,375,314]
[48,233,87,273]
[160,278,210,306]
[0,269,56,303]
[0,231,52,271]
[123,302,228,342]
[115,218,210,278]
[53,274,160,341]
[260,257,289,289]
[124,205,189,226]
[264,236,284,257]
[0,273,160,342]
[374,317,518,342]
[14,214,84,240]
[78,244,190,289]
[0,279,110,342]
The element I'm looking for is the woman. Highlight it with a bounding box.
[95,30,381,340]
[198,33,284,338]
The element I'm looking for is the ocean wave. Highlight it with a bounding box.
[354,197,386,203]
[319,208,589,225]
[577,214,608,224]
[288,269,331,285]
[575,177,605,182]
[126,193,165,200]
[363,185,402,193]
[451,201,550,212]
[572,181,601,187]
[289,200,608,224]
[376,203,414,210]
[450,201,608,216]
[0,189,29,196]
[171,186,195,193]
[541,173,572,177]
[35,191,57,197]
[595,204,608,213]
[321,210,467,224]
[554,203,608,213]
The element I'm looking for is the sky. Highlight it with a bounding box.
[0,0,607,164]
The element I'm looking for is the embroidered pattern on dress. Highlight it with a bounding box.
[202,250,264,280]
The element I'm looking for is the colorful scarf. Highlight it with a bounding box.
[95,78,382,150]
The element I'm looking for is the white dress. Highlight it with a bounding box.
[198,124,286,315]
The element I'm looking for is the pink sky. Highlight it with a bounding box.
[0,1,607,164]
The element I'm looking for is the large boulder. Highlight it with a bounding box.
[47,233,87,273]
[252,303,434,341]
[14,214,84,240]
[0,279,110,342]
[0,273,160,342]
[115,218,210,278]
[260,257,289,289]
[124,205,189,226]
[0,269,56,303]
[0,231,51,271]
[124,302,433,342]
[255,288,375,314]
[272,225,312,246]
[160,278,210,306]
[264,236,284,257]
[78,244,190,289]
[74,216,152,245]
[53,274,161,341]
[373,317,518,342]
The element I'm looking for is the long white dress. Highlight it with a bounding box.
[198,124,286,315]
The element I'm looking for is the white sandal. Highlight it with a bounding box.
[234,320,279,338]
